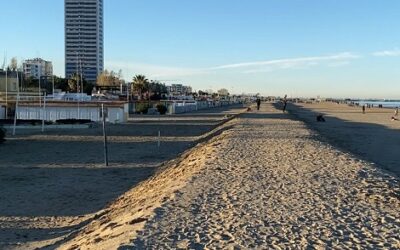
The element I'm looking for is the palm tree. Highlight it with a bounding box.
[132,74,149,100]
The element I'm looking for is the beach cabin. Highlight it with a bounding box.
[17,101,129,123]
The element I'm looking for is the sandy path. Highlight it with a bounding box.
[130,103,400,249]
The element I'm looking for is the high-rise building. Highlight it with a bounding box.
[23,58,53,79]
[65,0,104,82]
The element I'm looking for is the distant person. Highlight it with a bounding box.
[362,105,365,114]
[256,98,261,110]
[282,95,288,113]
[316,114,325,122]
[395,107,398,116]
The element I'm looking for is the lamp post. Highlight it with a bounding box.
[38,68,41,107]
[12,70,20,135]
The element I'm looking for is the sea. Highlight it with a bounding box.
[353,100,400,108]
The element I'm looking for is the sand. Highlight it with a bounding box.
[55,103,399,249]
[0,106,244,249]
[287,102,400,176]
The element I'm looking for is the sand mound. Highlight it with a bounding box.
[53,121,236,250]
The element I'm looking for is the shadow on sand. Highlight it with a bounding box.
[274,103,400,177]
[240,112,292,120]
[0,110,240,247]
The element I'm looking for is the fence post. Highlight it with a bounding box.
[12,93,19,136]
[41,97,46,132]
[157,130,161,148]
[102,104,109,166]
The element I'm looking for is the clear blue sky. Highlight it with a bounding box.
[1,0,400,98]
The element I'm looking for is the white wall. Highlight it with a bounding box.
[17,105,127,123]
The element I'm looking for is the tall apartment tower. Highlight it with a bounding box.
[65,0,103,82]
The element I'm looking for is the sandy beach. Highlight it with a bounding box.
[53,102,399,249]
[3,1,400,249]
[287,102,400,176]
[0,106,244,249]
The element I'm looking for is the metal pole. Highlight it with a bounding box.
[21,66,24,91]
[78,98,80,119]
[5,68,8,118]
[52,74,55,96]
[102,104,109,166]
[126,83,129,101]
[79,59,83,95]
[42,96,46,132]
[157,130,161,148]
[38,68,41,107]
[12,71,20,135]
[76,53,80,119]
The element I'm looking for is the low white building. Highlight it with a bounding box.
[17,101,128,123]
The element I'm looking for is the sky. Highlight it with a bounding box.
[1,0,400,98]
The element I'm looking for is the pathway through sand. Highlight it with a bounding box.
[131,103,400,249]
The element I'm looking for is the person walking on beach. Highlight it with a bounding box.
[362,105,365,114]
[395,107,398,116]
[256,98,261,111]
[282,95,288,113]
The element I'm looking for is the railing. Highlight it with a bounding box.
[129,100,243,115]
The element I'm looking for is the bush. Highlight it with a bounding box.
[136,103,149,114]
[0,126,6,144]
[156,104,168,115]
